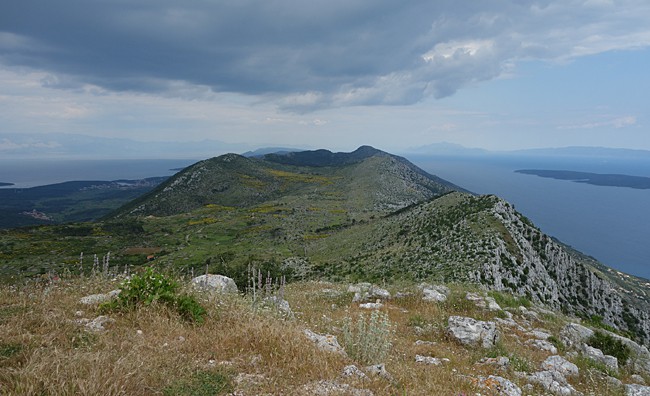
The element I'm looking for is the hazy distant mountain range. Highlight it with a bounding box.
[404,142,650,159]
[3,133,650,160]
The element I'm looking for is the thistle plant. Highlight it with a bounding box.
[342,310,394,365]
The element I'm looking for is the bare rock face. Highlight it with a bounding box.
[479,199,650,345]
[447,316,500,348]
[191,274,238,293]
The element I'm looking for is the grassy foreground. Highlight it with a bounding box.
[0,272,641,395]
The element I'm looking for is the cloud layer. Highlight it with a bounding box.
[2,1,650,111]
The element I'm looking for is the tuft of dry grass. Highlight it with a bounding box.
[0,276,633,395]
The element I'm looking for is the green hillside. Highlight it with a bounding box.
[1,147,649,346]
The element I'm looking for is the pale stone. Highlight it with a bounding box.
[474,375,522,396]
[341,365,367,379]
[527,339,558,354]
[527,370,579,396]
[626,384,650,396]
[363,363,392,380]
[415,355,449,365]
[85,315,114,332]
[447,315,500,348]
[191,274,238,293]
[304,329,346,356]
[79,289,120,305]
[541,355,579,377]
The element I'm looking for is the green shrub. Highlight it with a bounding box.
[587,331,632,366]
[342,310,393,365]
[118,267,179,307]
[174,294,208,324]
[101,267,206,324]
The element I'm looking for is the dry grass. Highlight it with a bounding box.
[0,276,632,395]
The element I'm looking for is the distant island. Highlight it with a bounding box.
[515,169,650,189]
[0,182,14,187]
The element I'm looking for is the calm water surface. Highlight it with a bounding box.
[412,155,650,280]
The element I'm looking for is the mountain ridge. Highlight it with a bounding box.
[2,146,649,346]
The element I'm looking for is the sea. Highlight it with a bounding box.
[411,155,650,281]
[1,156,648,280]
[0,158,198,188]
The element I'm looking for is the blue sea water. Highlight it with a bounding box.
[0,158,197,188]
[411,155,650,280]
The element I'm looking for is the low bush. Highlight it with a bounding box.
[342,310,393,365]
[101,267,206,324]
[587,331,631,366]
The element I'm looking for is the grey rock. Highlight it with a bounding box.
[607,376,623,388]
[560,323,594,349]
[363,363,393,380]
[191,274,238,293]
[527,370,579,395]
[542,355,579,377]
[415,355,449,365]
[477,356,510,369]
[627,384,650,396]
[583,344,618,372]
[262,296,293,317]
[304,329,346,356]
[349,283,390,302]
[528,329,552,340]
[341,365,368,379]
[359,300,384,309]
[465,292,501,311]
[447,315,500,348]
[485,297,502,311]
[474,375,522,396]
[420,284,449,302]
[84,315,114,332]
[630,374,647,385]
[519,306,539,321]
[79,289,121,305]
[527,339,558,354]
[301,380,374,396]
[496,317,527,332]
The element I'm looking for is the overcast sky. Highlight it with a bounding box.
[1,0,649,154]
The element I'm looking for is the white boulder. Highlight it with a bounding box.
[447,316,500,348]
[191,274,238,293]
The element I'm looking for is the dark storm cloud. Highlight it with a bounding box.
[1,0,649,110]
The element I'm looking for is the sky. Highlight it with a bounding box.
[1,0,650,156]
